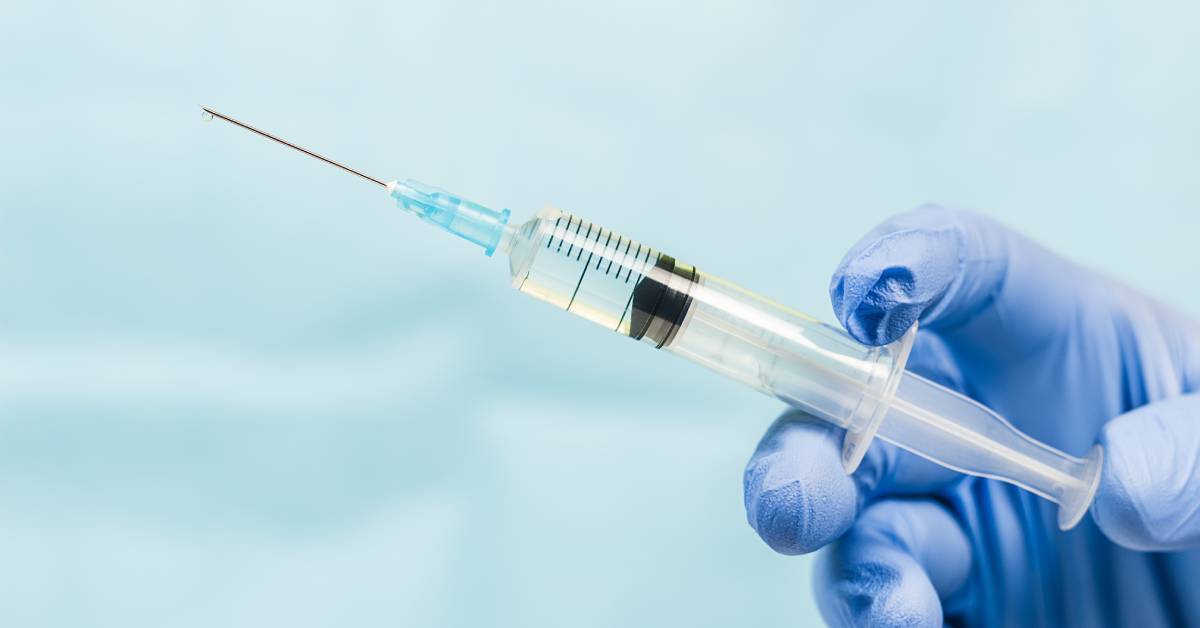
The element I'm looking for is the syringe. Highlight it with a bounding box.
[203,108,1104,530]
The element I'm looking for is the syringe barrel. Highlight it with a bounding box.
[506,208,914,471]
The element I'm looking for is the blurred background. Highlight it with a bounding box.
[1,1,1198,626]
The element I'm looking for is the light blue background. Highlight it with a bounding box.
[2,1,1198,626]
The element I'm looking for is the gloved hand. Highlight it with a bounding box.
[742,206,1200,627]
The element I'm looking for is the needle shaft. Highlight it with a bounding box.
[202,107,387,188]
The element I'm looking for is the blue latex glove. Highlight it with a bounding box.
[743,206,1200,626]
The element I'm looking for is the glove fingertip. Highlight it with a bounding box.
[743,467,822,555]
[1092,399,1200,550]
[816,548,942,628]
[829,207,962,346]
[1091,430,1154,550]
[743,416,858,555]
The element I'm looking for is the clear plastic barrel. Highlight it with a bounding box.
[504,208,914,471]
